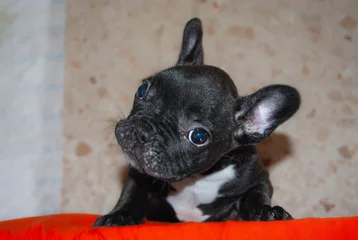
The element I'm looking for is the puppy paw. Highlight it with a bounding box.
[248,205,293,221]
[93,213,137,227]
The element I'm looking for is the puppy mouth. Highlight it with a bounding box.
[115,118,194,181]
[122,148,190,181]
[122,151,144,173]
[118,132,213,181]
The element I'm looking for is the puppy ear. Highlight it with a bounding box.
[234,85,301,145]
[177,18,204,66]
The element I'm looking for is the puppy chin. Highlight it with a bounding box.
[122,152,144,172]
[123,152,188,181]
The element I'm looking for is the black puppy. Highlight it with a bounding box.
[93,18,300,227]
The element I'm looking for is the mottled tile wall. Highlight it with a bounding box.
[63,0,358,218]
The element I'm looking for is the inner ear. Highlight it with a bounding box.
[176,18,204,66]
[234,85,301,145]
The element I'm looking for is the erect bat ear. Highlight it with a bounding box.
[176,18,204,66]
[234,85,301,145]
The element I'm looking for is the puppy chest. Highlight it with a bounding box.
[166,165,235,222]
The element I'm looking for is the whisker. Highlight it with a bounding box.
[104,124,115,133]
[189,177,198,203]
[104,86,128,119]
[103,126,116,138]
[160,180,165,194]
[221,154,243,166]
[108,134,117,145]
[152,178,157,185]
[101,121,119,145]
[161,179,170,195]
[100,107,126,142]
[116,105,126,119]
[98,109,126,122]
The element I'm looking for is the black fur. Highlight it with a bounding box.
[93,18,300,227]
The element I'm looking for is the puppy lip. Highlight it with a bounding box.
[123,151,142,171]
[120,137,196,181]
[124,152,191,181]
[124,148,212,181]
[146,172,188,182]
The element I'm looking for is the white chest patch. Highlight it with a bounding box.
[166,165,236,222]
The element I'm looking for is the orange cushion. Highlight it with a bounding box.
[0,214,358,240]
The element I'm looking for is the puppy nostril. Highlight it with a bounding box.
[139,134,147,143]
[134,118,155,143]
[137,129,151,143]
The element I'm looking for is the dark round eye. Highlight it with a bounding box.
[136,82,149,100]
[188,128,210,147]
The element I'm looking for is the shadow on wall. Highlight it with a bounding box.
[118,164,129,186]
[257,133,293,168]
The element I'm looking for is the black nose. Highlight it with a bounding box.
[134,120,155,143]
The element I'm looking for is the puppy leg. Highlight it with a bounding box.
[239,181,293,221]
[93,167,149,227]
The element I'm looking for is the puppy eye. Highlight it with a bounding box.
[188,128,210,147]
[136,81,150,100]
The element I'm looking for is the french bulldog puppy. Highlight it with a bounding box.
[93,18,300,227]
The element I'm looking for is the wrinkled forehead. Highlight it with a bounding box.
[150,66,237,123]
[153,68,221,109]
[153,66,237,99]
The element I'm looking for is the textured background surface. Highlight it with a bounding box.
[62,0,358,219]
[0,0,64,220]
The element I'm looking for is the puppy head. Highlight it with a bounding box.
[115,18,300,181]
